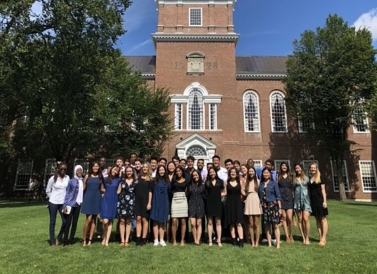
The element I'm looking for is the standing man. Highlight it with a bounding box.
[150,156,159,178]
[129,152,137,167]
[224,159,234,172]
[212,155,228,183]
[196,158,207,181]
[246,158,254,169]
[172,156,180,167]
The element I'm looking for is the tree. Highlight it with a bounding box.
[284,14,377,201]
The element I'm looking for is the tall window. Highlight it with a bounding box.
[270,91,287,132]
[209,104,217,130]
[330,160,350,192]
[302,160,319,175]
[189,8,202,26]
[352,101,369,133]
[359,161,377,192]
[275,160,291,170]
[298,118,314,133]
[243,91,260,132]
[188,90,204,130]
[174,103,182,130]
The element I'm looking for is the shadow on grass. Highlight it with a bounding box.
[0,200,47,208]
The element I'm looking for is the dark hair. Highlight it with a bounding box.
[234,160,241,166]
[278,162,292,183]
[54,162,67,182]
[227,167,240,184]
[197,158,204,163]
[172,156,180,161]
[115,157,124,163]
[134,158,142,164]
[205,167,220,188]
[261,167,272,183]
[150,156,158,163]
[154,164,168,184]
[180,158,187,164]
[159,157,167,163]
[212,155,221,161]
[224,158,234,165]
[206,162,213,169]
[106,166,120,183]
[129,152,137,158]
[294,163,306,180]
[187,155,195,162]
[88,161,104,185]
[245,166,258,192]
[190,170,204,192]
[123,166,137,181]
[265,159,274,166]
[174,166,186,179]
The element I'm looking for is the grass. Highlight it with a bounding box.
[0,201,376,274]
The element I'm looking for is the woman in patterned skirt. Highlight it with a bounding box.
[258,167,282,248]
[117,166,138,246]
[188,170,205,245]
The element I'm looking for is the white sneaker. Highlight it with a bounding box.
[261,238,268,243]
[153,240,159,246]
[159,240,167,247]
[272,239,277,245]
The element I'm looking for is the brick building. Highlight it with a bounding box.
[126,0,377,201]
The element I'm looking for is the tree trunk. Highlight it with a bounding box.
[336,160,347,201]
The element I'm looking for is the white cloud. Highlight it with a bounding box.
[126,39,151,54]
[353,8,377,41]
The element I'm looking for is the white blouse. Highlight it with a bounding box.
[46,175,70,204]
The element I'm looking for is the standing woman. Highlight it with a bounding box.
[258,168,282,248]
[205,167,226,247]
[308,163,328,246]
[100,166,121,246]
[150,165,171,246]
[62,165,84,246]
[117,166,138,246]
[224,167,244,247]
[46,162,70,246]
[240,164,248,183]
[293,163,311,245]
[277,162,294,243]
[241,166,262,247]
[81,161,103,246]
[166,161,176,242]
[134,163,153,246]
[188,170,205,245]
[171,166,189,246]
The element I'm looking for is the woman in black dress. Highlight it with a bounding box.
[205,167,226,247]
[117,166,138,246]
[224,167,244,247]
[277,162,294,243]
[188,170,205,245]
[134,163,152,246]
[308,163,328,246]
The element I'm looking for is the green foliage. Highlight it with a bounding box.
[0,0,171,170]
[284,14,377,200]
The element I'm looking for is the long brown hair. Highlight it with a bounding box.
[245,166,258,192]
[277,162,292,185]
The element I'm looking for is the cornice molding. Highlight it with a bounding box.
[155,0,237,6]
[152,33,239,44]
[141,73,156,80]
[236,73,286,80]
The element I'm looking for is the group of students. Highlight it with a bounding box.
[46,154,329,248]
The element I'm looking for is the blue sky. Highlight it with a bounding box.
[118,0,377,56]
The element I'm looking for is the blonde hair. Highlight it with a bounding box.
[309,162,321,183]
[141,163,152,181]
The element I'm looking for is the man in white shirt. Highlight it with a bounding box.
[212,155,228,183]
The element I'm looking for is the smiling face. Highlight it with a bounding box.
[111,167,119,177]
[230,168,237,179]
[281,163,288,173]
[134,160,142,170]
[125,167,133,178]
[58,164,67,177]
[241,165,248,175]
[262,169,271,181]
[158,166,166,177]
[75,167,83,177]
[192,171,200,182]
[209,168,216,179]
[167,162,175,173]
[142,164,149,175]
[197,160,204,170]
[310,164,317,175]
[175,167,183,178]
[248,167,255,178]
[92,163,100,174]
[295,165,302,175]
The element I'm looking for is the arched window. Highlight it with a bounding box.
[243,91,260,132]
[270,91,287,132]
[186,145,207,157]
[188,89,204,130]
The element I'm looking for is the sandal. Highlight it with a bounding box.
[87,239,92,246]
[81,239,86,247]
[119,242,125,246]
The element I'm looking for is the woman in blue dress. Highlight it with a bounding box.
[100,166,120,246]
[81,161,103,246]
[293,163,312,245]
[150,165,171,247]
[117,166,138,246]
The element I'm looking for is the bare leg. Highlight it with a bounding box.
[253,215,260,247]
[316,216,322,241]
[265,222,272,247]
[248,215,255,246]
[274,223,281,249]
[297,211,305,243]
[105,221,112,246]
[158,223,165,241]
[153,221,158,241]
[82,214,93,246]
[281,210,289,241]
[230,224,236,239]
[136,216,142,237]
[215,218,222,247]
[102,219,109,245]
[88,215,96,245]
[171,218,178,245]
[319,217,328,245]
[196,218,202,245]
[119,218,126,245]
[207,217,213,246]
[190,218,197,244]
[142,218,149,239]
[286,209,294,242]
[124,217,132,245]
[236,223,244,241]
[303,211,311,244]
[180,218,186,246]
[166,216,171,243]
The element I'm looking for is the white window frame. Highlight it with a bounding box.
[174,103,183,130]
[352,100,369,133]
[269,91,288,133]
[359,160,377,193]
[187,90,205,130]
[243,90,260,133]
[302,160,318,175]
[298,119,315,133]
[330,160,350,192]
[253,160,263,169]
[274,160,291,171]
[208,103,217,130]
[189,8,202,27]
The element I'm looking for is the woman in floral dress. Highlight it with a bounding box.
[117,166,138,246]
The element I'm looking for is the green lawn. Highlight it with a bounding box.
[0,201,376,274]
